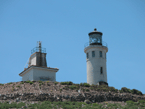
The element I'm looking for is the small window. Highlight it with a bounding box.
[92,51,95,57]
[100,51,102,57]
[100,67,103,74]
[87,53,89,59]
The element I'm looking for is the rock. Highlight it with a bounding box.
[16,98,20,102]
[84,99,92,104]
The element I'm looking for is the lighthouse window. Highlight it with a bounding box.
[87,53,89,59]
[100,67,103,74]
[100,51,102,57]
[92,51,95,57]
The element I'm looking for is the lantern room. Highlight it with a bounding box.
[88,28,103,45]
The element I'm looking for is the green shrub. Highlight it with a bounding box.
[126,100,140,108]
[16,102,26,108]
[126,100,135,105]
[99,85,108,88]
[119,90,123,93]
[86,89,90,92]
[120,87,143,95]
[8,82,13,84]
[84,83,90,87]
[91,87,94,90]
[26,80,30,83]
[137,91,143,95]
[90,84,96,90]
[60,81,73,85]
[96,87,101,91]
[138,100,145,107]
[69,85,77,90]
[138,100,145,104]
[54,82,58,85]
[96,87,108,92]
[80,83,90,87]
[29,81,33,85]
[25,80,33,85]
[107,103,119,108]
[0,83,4,86]
[131,89,143,95]
[46,81,49,83]
[109,87,118,92]
[102,88,109,92]
[16,85,20,88]
[92,103,98,106]
[38,80,43,83]
[121,87,131,93]
[80,83,83,86]
[60,89,62,92]
[20,82,24,84]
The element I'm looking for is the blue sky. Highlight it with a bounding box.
[0,0,145,94]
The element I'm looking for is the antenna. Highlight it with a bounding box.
[38,41,42,52]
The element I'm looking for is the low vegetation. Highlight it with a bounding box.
[16,85,21,88]
[69,85,78,90]
[119,87,143,95]
[0,100,145,109]
[8,82,13,85]
[52,81,143,95]
[25,81,34,85]
[54,82,58,85]
[80,83,91,87]
[0,81,144,108]
[20,81,24,84]
[0,83,4,86]
[60,81,73,85]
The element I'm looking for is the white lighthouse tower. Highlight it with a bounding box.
[84,28,108,85]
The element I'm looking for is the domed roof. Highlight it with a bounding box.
[88,28,103,36]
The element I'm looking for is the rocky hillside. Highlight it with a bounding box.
[0,81,144,104]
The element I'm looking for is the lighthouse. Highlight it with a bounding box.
[84,28,108,85]
[19,41,59,81]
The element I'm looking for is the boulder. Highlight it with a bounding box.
[84,99,92,104]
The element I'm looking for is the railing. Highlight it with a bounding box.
[31,47,46,54]
[84,41,108,48]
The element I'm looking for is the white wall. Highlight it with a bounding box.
[22,69,33,81]
[33,68,56,82]
[21,67,57,82]
[84,45,108,85]
[30,57,36,66]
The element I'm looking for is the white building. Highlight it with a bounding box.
[84,28,108,85]
[19,41,59,81]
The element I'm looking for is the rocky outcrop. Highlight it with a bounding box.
[0,92,145,103]
[0,81,144,103]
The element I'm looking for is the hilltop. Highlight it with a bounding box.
[0,81,144,104]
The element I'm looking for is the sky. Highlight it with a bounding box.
[0,0,145,94]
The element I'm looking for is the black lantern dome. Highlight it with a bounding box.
[88,28,103,45]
